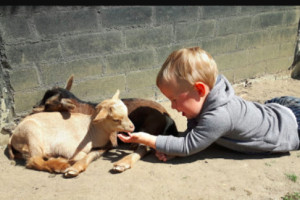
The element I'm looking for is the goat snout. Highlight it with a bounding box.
[129,123,135,132]
[123,120,135,133]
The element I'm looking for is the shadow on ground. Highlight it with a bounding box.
[102,143,290,166]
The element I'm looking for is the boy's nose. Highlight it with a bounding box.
[171,102,176,110]
[171,104,180,113]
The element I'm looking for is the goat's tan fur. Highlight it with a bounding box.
[27,75,178,173]
[8,90,134,177]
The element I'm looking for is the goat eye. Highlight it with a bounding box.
[113,119,121,123]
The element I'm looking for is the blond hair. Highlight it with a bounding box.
[156,47,218,90]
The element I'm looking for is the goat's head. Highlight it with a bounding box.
[32,88,76,113]
[32,75,76,113]
[93,90,135,133]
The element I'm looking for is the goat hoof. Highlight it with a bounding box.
[112,164,130,172]
[63,168,79,178]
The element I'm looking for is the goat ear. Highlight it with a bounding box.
[46,94,60,104]
[65,74,74,91]
[61,98,76,110]
[93,107,109,123]
[112,89,120,100]
[32,105,45,113]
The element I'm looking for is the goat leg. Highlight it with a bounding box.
[26,156,71,173]
[63,149,107,178]
[112,144,151,173]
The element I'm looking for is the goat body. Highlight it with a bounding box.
[30,75,178,172]
[8,90,134,177]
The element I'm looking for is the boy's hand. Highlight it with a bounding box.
[155,151,168,162]
[117,131,157,149]
[155,151,175,162]
[118,132,140,143]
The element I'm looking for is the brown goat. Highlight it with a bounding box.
[32,75,178,172]
[8,90,135,177]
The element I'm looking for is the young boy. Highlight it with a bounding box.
[118,47,300,161]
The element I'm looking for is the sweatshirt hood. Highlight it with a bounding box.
[201,74,235,114]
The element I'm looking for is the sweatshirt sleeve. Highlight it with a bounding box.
[155,108,232,156]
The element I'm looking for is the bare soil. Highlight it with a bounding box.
[1,70,300,200]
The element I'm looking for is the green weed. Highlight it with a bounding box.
[281,192,300,200]
[264,162,272,167]
[285,173,298,183]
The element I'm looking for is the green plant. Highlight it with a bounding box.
[285,173,298,183]
[281,192,300,200]
[265,162,271,167]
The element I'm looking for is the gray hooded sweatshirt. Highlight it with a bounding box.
[155,75,299,156]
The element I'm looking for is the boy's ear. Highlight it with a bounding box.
[194,82,206,97]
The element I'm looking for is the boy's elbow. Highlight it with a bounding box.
[173,147,193,157]
[180,145,205,157]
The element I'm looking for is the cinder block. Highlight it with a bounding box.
[105,49,155,74]
[233,66,251,82]
[39,57,104,86]
[279,42,295,57]
[265,57,292,73]
[3,5,300,123]
[156,45,181,65]
[125,26,173,49]
[156,42,202,65]
[102,6,152,27]
[233,62,267,82]
[252,12,284,29]
[0,15,31,42]
[248,45,279,64]
[247,61,268,77]
[202,35,237,56]
[10,68,39,91]
[156,45,179,67]
[237,30,269,50]
[122,87,156,100]
[71,75,126,102]
[126,69,159,90]
[272,6,297,12]
[62,32,123,57]
[214,50,249,71]
[202,6,239,19]
[282,10,300,26]
[14,90,46,113]
[219,70,234,83]
[280,26,298,42]
[268,28,283,44]
[217,16,252,36]
[34,9,97,37]
[155,6,198,24]
[175,20,215,41]
[240,6,275,15]
[267,26,297,46]
[6,42,61,65]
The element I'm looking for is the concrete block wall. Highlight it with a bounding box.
[0,6,300,136]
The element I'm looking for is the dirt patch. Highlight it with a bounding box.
[1,70,300,200]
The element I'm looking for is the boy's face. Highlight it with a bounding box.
[159,78,208,119]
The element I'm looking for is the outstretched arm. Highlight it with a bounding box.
[118,132,174,162]
[117,132,157,149]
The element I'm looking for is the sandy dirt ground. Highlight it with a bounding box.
[1,70,300,200]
